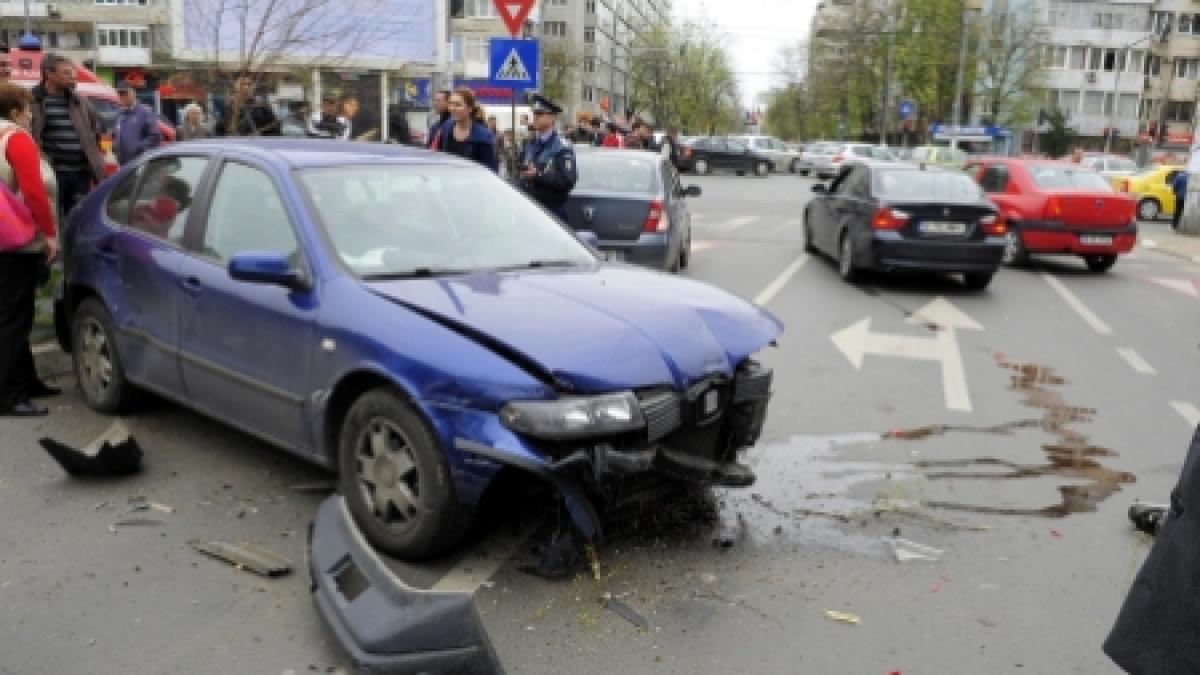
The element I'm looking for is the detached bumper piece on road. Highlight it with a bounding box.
[309,497,503,674]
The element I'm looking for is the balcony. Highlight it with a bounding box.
[97,45,149,66]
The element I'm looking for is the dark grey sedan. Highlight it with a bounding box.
[804,162,1005,290]
[563,149,700,272]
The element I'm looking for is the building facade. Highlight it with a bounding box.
[0,0,166,77]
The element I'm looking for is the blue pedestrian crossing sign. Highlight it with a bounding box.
[489,38,539,90]
[899,100,916,120]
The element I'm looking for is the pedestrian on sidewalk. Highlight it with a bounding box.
[518,95,577,221]
[30,53,104,220]
[1172,169,1189,231]
[434,88,498,172]
[0,83,62,417]
[308,97,349,140]
[426,90,451,149]
[600,122,624,148]
[177,103,212,141]
[113,83,161,165]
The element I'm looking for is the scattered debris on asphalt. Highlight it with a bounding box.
[711,512,746,548]
[189,540,293,577]
[112,517,165,529]
[823,610,861,625]
[890,537,944,562]
[39,420,142,476]
[290,480,338,494]
[1128,502,1169,535]
[128,496,174,514]
[600,593,650,631]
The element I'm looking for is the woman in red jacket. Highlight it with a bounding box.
[0,83,60,417]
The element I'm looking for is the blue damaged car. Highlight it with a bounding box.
[55,139,782,559]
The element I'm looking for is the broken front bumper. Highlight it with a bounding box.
[308,496,503,674]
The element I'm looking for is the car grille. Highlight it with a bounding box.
[733,360,772,404]
[639,389,682,443]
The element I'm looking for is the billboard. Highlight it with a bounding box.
[176,0,437,66]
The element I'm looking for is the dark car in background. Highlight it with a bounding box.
[683,136,775,176]
[804,162,1005,289]
[564,149,699,272]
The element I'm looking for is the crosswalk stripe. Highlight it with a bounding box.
[1116,347,1156,375]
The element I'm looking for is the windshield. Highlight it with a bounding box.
[301,165,596,278]
[574,153,659,194]
[875,169,984,202]
[1029,166,1113,190]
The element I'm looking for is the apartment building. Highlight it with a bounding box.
[1143,0,1200,147]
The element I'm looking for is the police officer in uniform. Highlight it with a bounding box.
[519,95,577,221]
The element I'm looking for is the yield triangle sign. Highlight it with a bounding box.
[495,48,531,81]
[494,0,537,37]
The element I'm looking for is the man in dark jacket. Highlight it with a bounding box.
[215,74,279,137]
[426,90,451,149]
[1172,170,1189,231]
[30,53,105,219]
[519,95,577,221]
[113,83,161,165]
[1105,425,1200,673]
[387,104,413,145]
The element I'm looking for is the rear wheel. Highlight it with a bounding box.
[1002,229,1029,267]
[338,388,470,560]
[1083,254,1117,273]
[838,231,859,282]
[73,298,135,414]
[1137,198,1161,221]
[963,271,994,290]
[694,158,711,175]
[803,212,818,254]
[754,161,770,177]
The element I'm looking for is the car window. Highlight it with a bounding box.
[726,138,748,152]
[876,169,984,202]
[202,162,299,264]
[104,167,141,225]
[691,138,709,150]
[87,96,120,132]
[128,157,207,244]
[1028,166,1113,190]
[871,147,894,160]
[852,146,873,157]
[849,167,872,198]
[979,165,1010,193]
[301,165,594,278]
[574,153,659,194]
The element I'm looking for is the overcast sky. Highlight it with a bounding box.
[674,0,819,107]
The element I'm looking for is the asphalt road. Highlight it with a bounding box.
[3,170,1199,674]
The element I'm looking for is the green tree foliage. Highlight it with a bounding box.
[541,44,579,108]
[627,22,741,134]
[1040,108,1075,158]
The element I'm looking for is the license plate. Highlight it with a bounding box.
[602,249,626,262]
[920,221,967,235]
[1080,235,1112,246]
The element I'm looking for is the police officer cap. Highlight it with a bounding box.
[530,94,562,115]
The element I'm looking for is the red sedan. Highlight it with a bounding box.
[965,158,1137,272]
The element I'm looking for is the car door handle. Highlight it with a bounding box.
[180,276,202,294]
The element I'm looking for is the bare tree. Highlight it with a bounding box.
[972,9,1048,129]
[170,0,430,135]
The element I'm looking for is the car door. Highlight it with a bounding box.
[106,155,212,397]
[838,165,876,245]
[176,159,318,452]
[663,160,689,256]
[811,167,854,253]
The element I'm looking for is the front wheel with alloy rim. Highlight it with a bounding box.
[838,231,859,282]
[338,388,470,560]
[1084,254,1117,273]
[1138,198,1161,221]
[73,298,135,414]
[754,161,770,177]
[694,158,710,175]
[1002,229,1028,266]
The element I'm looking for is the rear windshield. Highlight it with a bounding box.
[573,153,659,194]
[1029,166,1112,190]
[875,169,983,202]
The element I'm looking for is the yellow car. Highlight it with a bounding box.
[1113,165,1184,220]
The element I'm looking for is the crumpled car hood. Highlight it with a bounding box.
[367,265,782,392]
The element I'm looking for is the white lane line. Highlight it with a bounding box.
[1041,273,1113,335]
[1116,347,1156,375]
[754,254,809,306]
[723,215,759,230]
[1171,401,1200,428]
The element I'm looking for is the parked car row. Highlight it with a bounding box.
[803,158,1137,290]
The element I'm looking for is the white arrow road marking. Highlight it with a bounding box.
[1042,273,1113,335]
[831,297,982,412]
[1116,347,1156,375]
[1171,401,1200,428]
[754,254,809,306]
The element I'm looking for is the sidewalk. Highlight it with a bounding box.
[1139,221,1200,264]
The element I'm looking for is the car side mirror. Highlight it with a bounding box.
[228,252,309,291]
[811,183,827,194]
[575,230,600,249]
[684,185,702,197]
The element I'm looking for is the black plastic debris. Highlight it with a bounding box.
[190,540,293,577]
[1129,503,1169,535]
[39,420,142,476]
[601,595,650,631]
[290,481,338,494]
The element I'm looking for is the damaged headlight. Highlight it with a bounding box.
[500,392,646,440]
